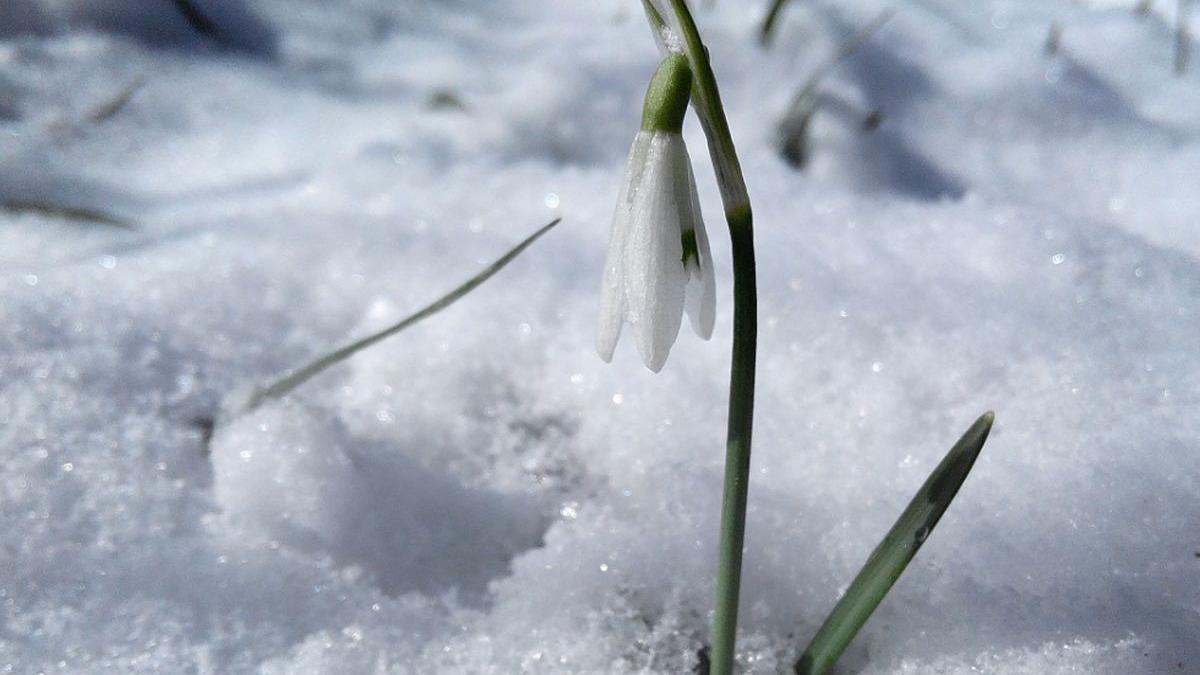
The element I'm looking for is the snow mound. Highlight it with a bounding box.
[210,401,547,600]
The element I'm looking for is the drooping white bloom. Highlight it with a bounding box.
[596,128,716,372]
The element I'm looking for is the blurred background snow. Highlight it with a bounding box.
[1,0,1197,673]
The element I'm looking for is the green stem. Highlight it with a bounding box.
[665,0,751,221]
[651,4,757,673]
[711,212,757,675]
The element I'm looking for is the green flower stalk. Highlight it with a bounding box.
[637,3,758,673]
[641,0,751,222]
[625,8,997,675]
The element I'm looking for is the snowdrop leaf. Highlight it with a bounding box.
[171,0,221,42]
[1,199,136,230]
[86,77,146,123]
[230,217,561,417]
[760,0,794,47]
[778,9,895,169]
[794,411,995,675]
[1177,0,1192,75]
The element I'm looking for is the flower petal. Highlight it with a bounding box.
[596,244,626,363]
[626,133,687,372]
[680,155,716,340]
[596,134,652,362]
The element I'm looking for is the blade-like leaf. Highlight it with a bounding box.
[794,411,995,675]
[759,0,793,47]
[229,217,561,417]
[2,199,136,230]
[778,8,894,169]
[1176,0,1192,75]
[171,0,221,41]
[87,77,146,123]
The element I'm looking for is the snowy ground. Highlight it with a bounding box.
[2,0,1198,673]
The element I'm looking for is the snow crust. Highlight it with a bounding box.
[1,0,1198,672]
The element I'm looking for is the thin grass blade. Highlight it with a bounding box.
[171,0,221,41]
[759,0,793,47]
[231,217,560,417]
[1,199,136,230]
[1044,22,1063,57]
[1177,0,1192,75]
[778,8,894,168]
[87,77,146,123]
[794,411,995,675]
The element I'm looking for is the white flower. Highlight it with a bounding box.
[596,129,716,372]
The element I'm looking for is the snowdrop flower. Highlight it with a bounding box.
[597,54,715,372]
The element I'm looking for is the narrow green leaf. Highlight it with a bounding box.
[171,0,221,42]
[759,0,794,47]
[86,77,145,123]
[794,411,995,675]
[778,8,894,169]
[1,199,136,230]
[230,217,561,417]
[1176,0,1192,75]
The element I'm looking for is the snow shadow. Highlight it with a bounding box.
[811,92,966,201]
[780,12,967,201]
[211,403,549,602]
[0,0,277,57]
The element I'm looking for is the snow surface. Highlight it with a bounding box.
[2,0,1198,673]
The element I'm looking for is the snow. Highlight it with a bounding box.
[1,0,1198,673]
